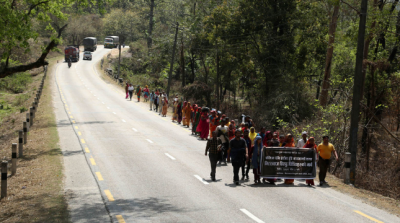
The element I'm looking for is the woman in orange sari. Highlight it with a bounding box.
[283,134,295,184]
[182,102,192,127]
[303,137,317,186]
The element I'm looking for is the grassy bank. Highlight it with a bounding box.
[0,56,69,222]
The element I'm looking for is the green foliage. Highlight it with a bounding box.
[0,72,32,93]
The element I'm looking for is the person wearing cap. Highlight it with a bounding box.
[317,136,338,186]
[228,130,249,185]
[297,131,308,148]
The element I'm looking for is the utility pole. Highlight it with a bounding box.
[349,0,368,185]
[167,22,179,97]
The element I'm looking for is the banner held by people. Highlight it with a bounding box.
[260,147,316,179]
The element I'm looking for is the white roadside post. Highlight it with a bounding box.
[344,152,351,184]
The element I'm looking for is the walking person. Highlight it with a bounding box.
[242,129,252,180]
[162,97,168,117]
[154,94,159,112]
[183,102,192,127]
[205,131,221,181]
[317,136,338,186]
[125,82,129,99]
[143,85,149,102]
[216,118,229,164]
[252,136,263,184]
[149,91,154,111]
[136,85,141,102]
[227,130,248,185]
[177,100,183,124]
[172,95,179,122]
[196,108,210,140]
[303,137,318,186]
[192,106,201,135]
[283,134,296,184]
[128,84,134,101]
[159,92,164,115]
[297,131,308,148]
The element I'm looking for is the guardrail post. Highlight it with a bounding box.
[344,152,351,184]
[30,107,34,126]
[12,144,17,175]
[1,161,7,198]
[26,113,30,129]
[23,122,28,144]
[18,130,23,157]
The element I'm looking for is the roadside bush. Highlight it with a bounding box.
[0,72,32,93]
[14,93,30,106]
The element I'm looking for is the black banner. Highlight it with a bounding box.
[260,147,316,179]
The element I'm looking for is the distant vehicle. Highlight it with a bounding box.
[104,36,119,48]
[65,46,80,62]
[83,37,97,52]
[83,51,92,60]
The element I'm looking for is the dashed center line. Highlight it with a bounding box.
[146,139,154,144]
[96,172,104,181]
[194,175,209,185]
[240,209,264,223]
[165,153,176,160]
[116,215,126,223]
[85,147,90,153]
[132,128,137,132]
[104,190,115,202]
[122,119,126,122]
[353,210,383,223]
[90,158,96,165]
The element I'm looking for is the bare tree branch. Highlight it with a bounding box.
[341,0,360,14]
[0,24,67,78]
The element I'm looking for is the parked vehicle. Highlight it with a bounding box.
[83,37,97,51]
[83,51,92,60]
[104,36,119,48]
[65,46,80,62]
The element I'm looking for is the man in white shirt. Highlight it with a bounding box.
[297,131,308,148]
[216,118,229,164]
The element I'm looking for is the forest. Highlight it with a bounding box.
[1,0,400,199]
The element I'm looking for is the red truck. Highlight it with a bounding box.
[65,46,80,62]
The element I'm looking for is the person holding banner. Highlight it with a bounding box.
[283,134,296,184]
[303,137,318,186]
[252,136,263,184]
[317,136,338,186]
[228,130,249,185]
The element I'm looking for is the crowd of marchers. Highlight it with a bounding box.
[124,83,338,186]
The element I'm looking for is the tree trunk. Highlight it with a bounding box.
[216,50,220,110]
[147,0,155,49]
[320,3,340,106]
[181,40,186,87]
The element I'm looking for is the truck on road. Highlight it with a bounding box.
[64,46,80,62]
[83,37,97,51]
[104,36,119,48]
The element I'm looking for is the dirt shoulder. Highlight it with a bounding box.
[326,172,400,217]
[0,56,69,222]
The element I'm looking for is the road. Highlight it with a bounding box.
[51,46,400,223]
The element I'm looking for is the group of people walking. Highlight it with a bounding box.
[124,85,339,187]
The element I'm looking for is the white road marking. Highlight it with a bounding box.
[102,102,105,104]
[165,153,176,160]
[94,94,96,96]
[240,209,264,223]
[98,98,100,100]
[132,128,137,132]
[146,139,154,144]
[194,175,209,185]
[113,112,116,115]
[122,119,126,122]
[107,107,110,109]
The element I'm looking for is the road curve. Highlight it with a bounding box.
[52,46,400,223]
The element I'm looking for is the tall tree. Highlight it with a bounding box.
[320,1,340,106]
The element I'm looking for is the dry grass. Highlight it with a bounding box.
[0,56,69,222]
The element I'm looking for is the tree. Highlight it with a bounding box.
[0,0,108,78]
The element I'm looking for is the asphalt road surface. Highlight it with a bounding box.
[51,46,400,223]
